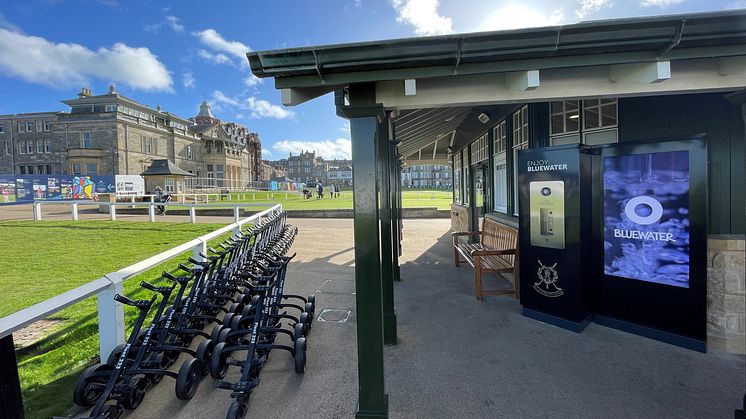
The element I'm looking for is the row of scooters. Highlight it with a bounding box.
[67,212,313,419]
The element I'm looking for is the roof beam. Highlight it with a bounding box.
[718,56,746,75]
[609,61,671,84]
[505,70,540,90]
[281,85,339,106]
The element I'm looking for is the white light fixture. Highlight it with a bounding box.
[477,112,490,124]
[569,114,579,120]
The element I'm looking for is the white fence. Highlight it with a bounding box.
[0,204,282,361]
[31,200,278,223]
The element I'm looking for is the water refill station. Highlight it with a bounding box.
[517,138,708,351]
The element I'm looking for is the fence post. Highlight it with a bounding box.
[253,193,255,200]
[206,195,209,204]
[193,238,207,262]
[33,202,42,221]
[98,275,125,362]
[233,205,240,223]
[189,206,196,223]
[148,204,155,222]
[72,202,79,221]
[109,204,117,221]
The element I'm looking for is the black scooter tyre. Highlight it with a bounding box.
[175,358,202,400]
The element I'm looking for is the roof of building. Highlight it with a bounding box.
[248,10,746,88]
[140,159,195,177]
[197,100,215,119]
[188,124,215,134]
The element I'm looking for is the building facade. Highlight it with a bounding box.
[268,152,353,184]
[401,164,451,188]
[0,87,263,189]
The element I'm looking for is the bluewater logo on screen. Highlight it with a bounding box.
[603,150,690,288]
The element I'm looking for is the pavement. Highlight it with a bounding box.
[2,205,744,418]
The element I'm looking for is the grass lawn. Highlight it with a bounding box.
[199,189,453,211]
[0,220,233,419]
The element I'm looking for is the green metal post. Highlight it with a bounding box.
[340,84,389,419]
[0,335,24,419]
[390,144,402,282]
[378,115,397,345]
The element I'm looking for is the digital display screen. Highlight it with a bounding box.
[603,150,690,288]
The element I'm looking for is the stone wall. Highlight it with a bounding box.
[450,203,471,232]
[707,235,745,354]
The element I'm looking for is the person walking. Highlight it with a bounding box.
[316,182,324,199]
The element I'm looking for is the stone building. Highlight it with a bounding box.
[0,87,262,189]
[401,164,452,188]
[269,150,321,183]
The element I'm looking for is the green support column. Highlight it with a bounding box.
[390,144,402,283]
[378,114,397,345]
[339,84,389,419]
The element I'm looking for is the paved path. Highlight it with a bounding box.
[2,207,742,418]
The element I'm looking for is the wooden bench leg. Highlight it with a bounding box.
[453,246,460,267]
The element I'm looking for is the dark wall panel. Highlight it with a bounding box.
[618,92,744,235]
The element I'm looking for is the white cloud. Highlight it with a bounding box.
[0,28,173,91]
[165,15,184,33]
[182,71,195,89]
[641,0,683,6]
[198,49,232,65]
[244,74,263,88]
[479,4,566,31]
[193,29,251,67]
[0,12,22,33]
[576,0,613,19]
[246,97,293,119]
[273,138,352,160]
[391,0,454,36]
[210,90,294,120]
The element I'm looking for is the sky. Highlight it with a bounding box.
[0,0,742,161]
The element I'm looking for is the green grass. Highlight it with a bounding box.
[202,189,453,211]
[0,220,233,418]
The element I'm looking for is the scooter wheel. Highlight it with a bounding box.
[230,315,244,331]
[73,363,112,407]
[210,342,229,379]
[195,340,215,376]
[222,313,236,327]
[241,304,255,317]
[229,302,243,314]
[250,295,260,306]
[122,375,148,409]
[175,358,202,400]
[294,337,307,374]
[210,324,225,342]
[299,312,311,333]
[106,343,127,367]
[307,294,316,305]
[226,401,248,419]
[238,293,251,305]
[218,327,231,344]
[304,303,315,323]
[99,403,121,419]
[293,322,305,341]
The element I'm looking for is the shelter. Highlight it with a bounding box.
[248,10,746,418]
[140,158,195,197]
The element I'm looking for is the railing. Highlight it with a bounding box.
[0,203,282,361]
[31,200,279,223]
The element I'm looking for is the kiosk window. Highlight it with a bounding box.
[453,152,462,203]
[512,106,529,216]
[493,120,508,213]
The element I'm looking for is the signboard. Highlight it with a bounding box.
[0,174,116,203]
[115,175,145,196]
[603,150,690,288]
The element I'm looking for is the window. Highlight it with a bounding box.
[46,165,52,174]
[164,178,175,193]
[86,163,97,174]
[216,165,224,186]
[493,120,508,213]
[26,121,33,132]
[82,132,92,148]
[512,106,529,216]
[0,125,4,133]
[37,165,44,174]
[186,145,193,160]
[37,140,44,154]
[105,105,116,112]
[19,141,25,154]
[44,120,51,131]
[550,100,580,136]
[470,133,488,164]
[584,98,617,130]
[27,165,34,174]
[45,139,51,153]
[36,121,43,132]
[72,163,81,175]
[26,141,34,154]
[305,167,310,174]
[19,166,26,174]
[462,149,470,205]
[142,136,152,154]
[18,122,24,133]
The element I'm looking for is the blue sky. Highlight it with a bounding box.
[0,0,742,160]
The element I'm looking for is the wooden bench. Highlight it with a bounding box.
[452,218,519,300]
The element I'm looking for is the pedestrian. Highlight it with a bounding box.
[335,184,340,198]
[2,188,8,203]
[317,182,324,199]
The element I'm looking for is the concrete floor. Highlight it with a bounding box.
[2,207,743,418]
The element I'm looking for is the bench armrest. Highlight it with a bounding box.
[471,248,516,257]
[451,231,481,238]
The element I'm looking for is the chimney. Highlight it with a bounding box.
[78,87,92,98]
[108,83,117,94]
